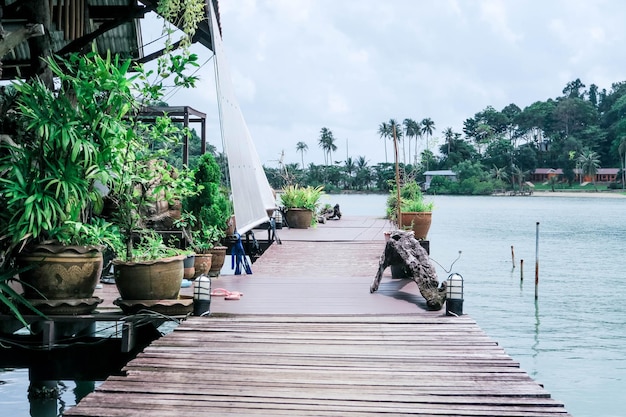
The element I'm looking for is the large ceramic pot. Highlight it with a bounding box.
[285,208,313,229]
[208,246,227,277]
[399,212,432,240]
[193,253,213,278]
[113,255,185,300]
[18,245,103,299]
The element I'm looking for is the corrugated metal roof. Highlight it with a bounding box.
[0,0,219,80]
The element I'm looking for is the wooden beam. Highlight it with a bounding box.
[0,24,45,58]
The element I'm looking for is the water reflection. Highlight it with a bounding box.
[27,379,96,417]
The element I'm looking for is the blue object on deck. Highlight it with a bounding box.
[231,232,252,275]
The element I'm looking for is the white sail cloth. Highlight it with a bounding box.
[207,1,276,234]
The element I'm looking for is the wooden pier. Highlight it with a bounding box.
[66,216,571,417]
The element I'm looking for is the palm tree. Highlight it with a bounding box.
[318,127,337,166]
[403,118,421,166]
[510,164,531,191]
[388,119,404,164]
[296,141,308,170]
[442,127,454,156]
[421,118,435,170]
[577,149,601,191]
[344,156,356,189]
[377,121,390,163]
[421,117,435,151]
[489,165,509,191]
[355,156,372,190]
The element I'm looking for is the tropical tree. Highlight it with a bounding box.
[403,118,421,166]
[355,156,372,190]
[510,164,528,191]
[377,121,390,163]
[388,119,404,164]
[489,165,509,189]
[344,157,356,189]
[577,149,601,190]
[442,127,455,155]
[421,117,435,169]
[421,117,435,151]
[296,141,308,170]
[318,127,337,166]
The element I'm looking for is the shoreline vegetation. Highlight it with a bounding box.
[319,189,626,198]
[530,190,626,198]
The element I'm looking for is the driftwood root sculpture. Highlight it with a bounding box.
[371,231,446,310]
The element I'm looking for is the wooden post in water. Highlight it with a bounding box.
[511,245,515,268]
[520,259,524,281]
[535,222,540,299]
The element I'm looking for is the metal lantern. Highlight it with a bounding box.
[273,210,283,229]
[446,273,464,316]
[193,274,212,316]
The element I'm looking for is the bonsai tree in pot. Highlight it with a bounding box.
[280,184,324,229]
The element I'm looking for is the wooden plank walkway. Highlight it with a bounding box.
[66,216,572,417]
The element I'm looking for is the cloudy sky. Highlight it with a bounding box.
[145,0,626,168]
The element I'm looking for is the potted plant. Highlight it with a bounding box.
[280,185,324,228]
[182,153,232,276]
[0,52,132,304]
[0,2,205,312]
[174,212,220,278]
[387,180,434,240]
[111,231,186,300]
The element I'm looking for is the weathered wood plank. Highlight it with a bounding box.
[66,217,571,416]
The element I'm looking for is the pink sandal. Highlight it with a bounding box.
[210,288,243,300]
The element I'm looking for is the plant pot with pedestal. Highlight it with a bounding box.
[18,244,104,300]
[387,180,434,240]
[111,231,186,301]
[280,185,324,229]
[113,254,186,300]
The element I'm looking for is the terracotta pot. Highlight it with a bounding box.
[285,208,313,229]
[209,246,227,277]
[18,245,103,299]
[399,211,432,240]
[113,255,185,300]
[226,215,236,236]
[193,253,213,278]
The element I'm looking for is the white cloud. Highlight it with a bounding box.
[158,0,626,166]
[479,0,522,44]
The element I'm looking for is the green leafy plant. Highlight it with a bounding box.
[386,180,433,221]
[114,230,182,262]
[174,212,225,254]
[280,185,324,211]
[182,153,233,248]
[0,265,46,328]
[0,51,134,251]
[49,219,123,252]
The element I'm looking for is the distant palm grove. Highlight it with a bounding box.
[263,78,626,194]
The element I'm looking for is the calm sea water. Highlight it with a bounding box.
[2,193,624,416]
[322,192,626,417]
